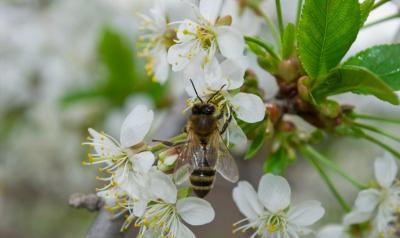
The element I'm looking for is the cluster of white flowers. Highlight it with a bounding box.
[85,104,215,236]
[316,153,400,238]
[138,0,266,147]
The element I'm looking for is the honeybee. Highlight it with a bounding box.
[173,81,239,197]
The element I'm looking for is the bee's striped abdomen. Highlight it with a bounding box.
[190,167,216,198]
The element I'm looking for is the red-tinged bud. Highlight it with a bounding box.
[266,103,281,124]
[279,121,296,132]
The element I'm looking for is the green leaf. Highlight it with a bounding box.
[281,23,296,59]
[98,27,137,106]
[60,88,103,107]
[245,122,267,160]
[298,0,361,78]
[311,65,399,105]
[360,0,375,26]
[344,44,400,91]
[263,148,288,175]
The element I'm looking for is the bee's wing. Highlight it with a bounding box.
[213,132,239,183]
[173,132,195,185]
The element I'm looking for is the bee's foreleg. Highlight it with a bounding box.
[220,111,233,135]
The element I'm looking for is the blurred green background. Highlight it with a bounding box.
[0,0,399,237]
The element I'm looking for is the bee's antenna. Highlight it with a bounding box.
[207,84,226,103]
[190,79,204,103]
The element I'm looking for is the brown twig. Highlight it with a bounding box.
[69,193,103,211]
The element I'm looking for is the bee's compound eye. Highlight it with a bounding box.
[192,105,201,114]
[203,105,215,115]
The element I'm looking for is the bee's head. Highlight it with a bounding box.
[192,103,215,115]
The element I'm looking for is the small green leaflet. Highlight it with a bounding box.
[360,0,375,26]
[311,65,399,105]
[263,148,288,175]
[245,121,267,160]
[298,0,361,78]
[281,23,296,59]
[344,44,400,91]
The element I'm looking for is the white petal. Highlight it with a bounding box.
[120,105,153,148]
[203,58,224,90]
[258,174,291,212]
[88,128,120,157]
[148,169,177,203]
[177,223,195,238]
[287,200,325,226]
[343,210,372,225]
[216,26,245,59]
[375,153,397,188]
[354,189,380,212]
[199,0,223,24]
[133,199,148,217]
[231,93,265,123]
[232,181,264,219]
[225,119,247,147]
[220,58,247,90]
[152,45,169,83]
[177,197,215,225]
[133,151,155,173]
[167,40,198,72]
[317,225,350,238]
[185,75,209,98]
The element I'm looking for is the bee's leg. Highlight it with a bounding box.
[216,111,224,119]
[152,139,174,147]
[220,111,233,135]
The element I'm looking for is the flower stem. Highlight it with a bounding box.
[300,145,367,189]
[301,149,351,212]
[363,12,400,28]
[363,133,400,159]
[244,36,280,60]
[354,122,400,143]
[372,0,390,10]
[275,0,284,36]
[350,113,400,124]
[296,0,303,25]
[257,8,281,48]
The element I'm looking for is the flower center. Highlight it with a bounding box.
[137,201,181,238]
[196,25,216,50]
[264,213,287,233]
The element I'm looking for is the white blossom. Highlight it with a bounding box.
[167,0,245,80]
[232,174,325,238]
[83,105,156,219]
[344,153,400,237]
[136,171,215,238]
[138,2,174,83]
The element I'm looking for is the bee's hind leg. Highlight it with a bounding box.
[152,139,174,147]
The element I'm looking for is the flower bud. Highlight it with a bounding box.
[297,76,311,101]
[157,147,180,173]
[277,58,300,82]
[319,100,340,118]
[266,103,281,124]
